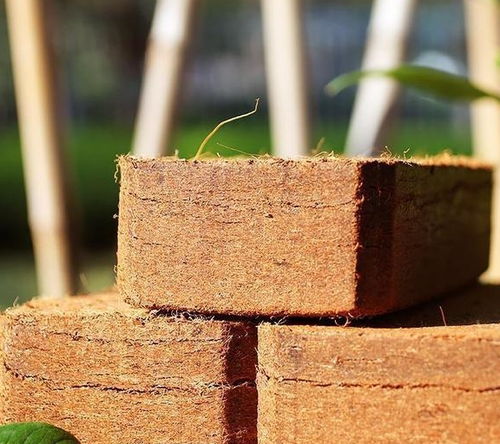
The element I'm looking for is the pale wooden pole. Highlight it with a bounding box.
[133,0,197,158]
[345,0,417,156]
[464,0,500,278]
[5,0,77,298]
[261,0,310,158]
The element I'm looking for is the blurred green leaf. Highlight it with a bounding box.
[0,422,80,444]
[326,65,500,102]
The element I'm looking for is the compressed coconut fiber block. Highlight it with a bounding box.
[118,155,492,317]
[0,293,257,444]
[257,283,500,444]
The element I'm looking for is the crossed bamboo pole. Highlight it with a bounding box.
[464,0,500,278]
[133,0,197,157]
[5,0,78,298]
[261,0,310,158]
[345,0,417,156]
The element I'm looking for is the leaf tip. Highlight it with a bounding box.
[324,81,337,96]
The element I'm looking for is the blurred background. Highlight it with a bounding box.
[0,0,479,306]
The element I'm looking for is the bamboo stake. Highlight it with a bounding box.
[5,0,77,297]
[464,0,500,278]
[345,0,417,156]
[261,0,310,158]
[133,0,197,158]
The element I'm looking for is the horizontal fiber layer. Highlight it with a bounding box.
[1,293,257,444]
[118,155,492,317]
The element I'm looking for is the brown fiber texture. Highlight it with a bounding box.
[117,155,492,317]
[0,293,257,444]
[257,283,500,443]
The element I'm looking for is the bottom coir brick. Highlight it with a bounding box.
[257,284,500,444]
[0,293,257,444]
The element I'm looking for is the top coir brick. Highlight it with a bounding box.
[117,155,492,318]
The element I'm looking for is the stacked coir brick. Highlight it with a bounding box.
[1,294,257,443]
[118,156,491,317]
[257,284,500,443]
[2,155,499,443]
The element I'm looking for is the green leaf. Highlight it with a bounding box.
[325,65,500,102]
[0,422,80,444]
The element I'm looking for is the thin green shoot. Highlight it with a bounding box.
[192,99,260,160]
